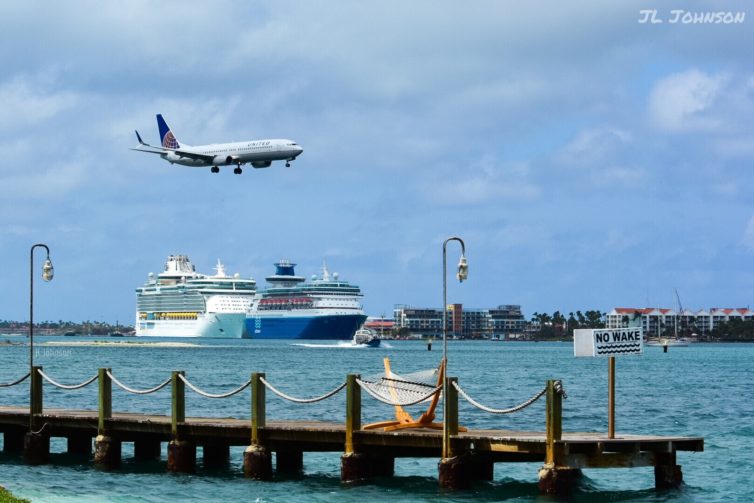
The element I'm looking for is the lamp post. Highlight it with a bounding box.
[29,244,54,429]
[441,236,467,459]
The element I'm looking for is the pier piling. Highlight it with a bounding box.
[244,372,272,479]
[167,440,196,473]
[94,435,121,470]
[438,376,471,489]
[654,451,683,490]
[23,431,49,465]
[94,367,121,470]
[539,379,582,496]
[243,444,272,480]
[167,370,196,473]
[341,373,372,484]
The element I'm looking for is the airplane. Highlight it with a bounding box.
[131,114,303,174]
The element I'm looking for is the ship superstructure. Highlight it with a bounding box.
[246,260,367,339]
[135,255,256,337]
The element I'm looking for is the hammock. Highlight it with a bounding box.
[361,357,466,432]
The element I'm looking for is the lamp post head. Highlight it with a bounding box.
[42,258,54,282]
[456,255,468,282]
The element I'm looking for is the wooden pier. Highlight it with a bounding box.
[0,367,703,496]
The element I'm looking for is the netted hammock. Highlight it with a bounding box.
[358,357,466,432]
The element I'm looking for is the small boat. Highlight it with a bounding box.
[353,328,380,347]
[646,338,690,347]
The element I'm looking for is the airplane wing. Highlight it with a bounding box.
[170,149,215,162]
[129,130,215,162]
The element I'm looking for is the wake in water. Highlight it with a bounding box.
[291,341,390,349]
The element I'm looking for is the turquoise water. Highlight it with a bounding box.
[0,337,752,502]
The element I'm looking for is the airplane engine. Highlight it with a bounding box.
[251,160,272,168]
[214,155,240,165]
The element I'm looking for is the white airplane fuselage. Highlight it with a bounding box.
[131,114,303,174]
[164,139,302,169]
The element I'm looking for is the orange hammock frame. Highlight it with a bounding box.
[363,357,466,432]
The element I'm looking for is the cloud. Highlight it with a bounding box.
[555,126,646,188]
[421,159,541,206]
[648,69,727,133]
[0,160,88,199]
[557,127,632,165]
[741,215,754,251]
[0,75,78,132]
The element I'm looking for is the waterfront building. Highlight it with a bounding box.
[363,317,395,337]
[393,304,526,339]
[606,307,754,337]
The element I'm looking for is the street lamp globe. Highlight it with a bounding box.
[457,254,468,282]
[42,258,54,282]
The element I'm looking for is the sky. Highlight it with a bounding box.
[1,1,753,324]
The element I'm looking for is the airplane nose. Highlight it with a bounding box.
[296,146,304,156]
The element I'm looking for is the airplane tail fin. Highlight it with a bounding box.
[156,114,180,149]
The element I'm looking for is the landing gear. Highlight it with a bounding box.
[210,166,220,173]
[285,162,291,168]
[234,166,242,174]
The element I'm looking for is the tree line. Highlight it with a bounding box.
[529,310,605,340]
[0,320,131,335]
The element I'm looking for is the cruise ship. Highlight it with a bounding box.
[135,255,256,337]
[245,260,367,339]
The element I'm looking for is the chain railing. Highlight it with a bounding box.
[180,374,252,399]
[260,376,346,404]
[37,369,99,390]
[107,370,171,395]
[0,372,31,387]
[452,380,564,415]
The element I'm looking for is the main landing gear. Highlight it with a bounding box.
[210,166,220,173]
[233,165,243,174]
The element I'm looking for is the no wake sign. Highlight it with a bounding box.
[574,328,643,357]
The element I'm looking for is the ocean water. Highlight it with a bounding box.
[0,337,752,502]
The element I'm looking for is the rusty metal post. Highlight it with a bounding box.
[608,356,615,439]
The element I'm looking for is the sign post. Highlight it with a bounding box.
[574,327,643,439]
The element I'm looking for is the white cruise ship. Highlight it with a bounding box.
[135,255,256,338]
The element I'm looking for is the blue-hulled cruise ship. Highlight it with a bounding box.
[245,260,367,339]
